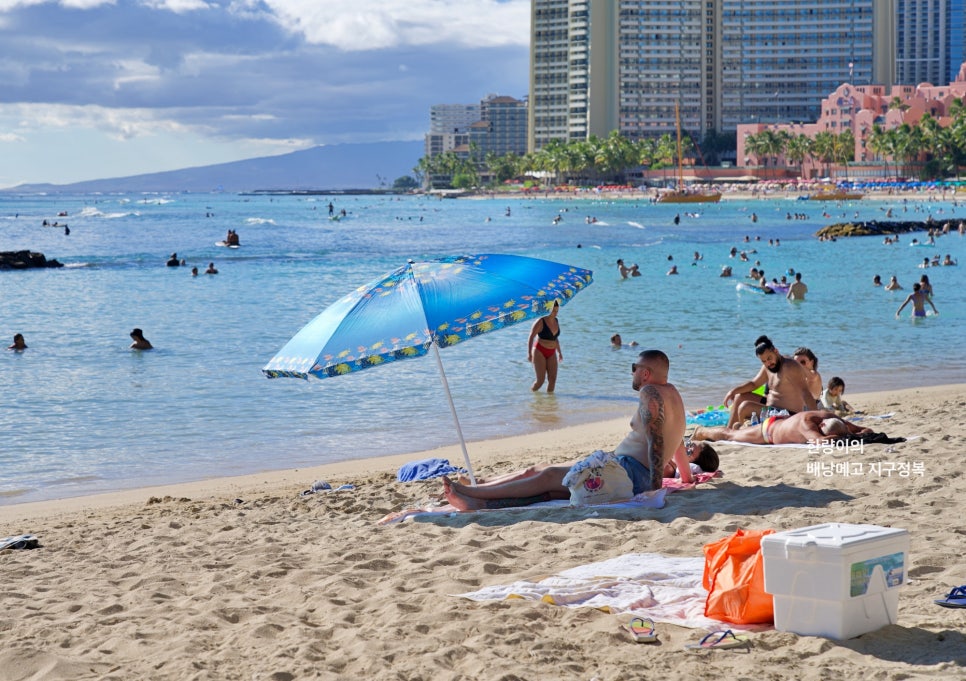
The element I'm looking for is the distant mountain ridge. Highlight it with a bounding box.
[2,141,424,194]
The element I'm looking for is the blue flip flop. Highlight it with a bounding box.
[685,629,750,650]
[935,585,966,608]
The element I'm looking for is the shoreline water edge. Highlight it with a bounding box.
[1,382,964,680]
[1,190,963,506]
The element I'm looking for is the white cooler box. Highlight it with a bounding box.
[761,523,909,639]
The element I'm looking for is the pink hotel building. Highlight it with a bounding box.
[736,61,966,180]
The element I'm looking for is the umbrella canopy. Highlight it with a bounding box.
[263,254,592,379]
[262,253,594,482]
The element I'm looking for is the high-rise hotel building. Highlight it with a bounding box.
[896,0,966,87]
[528,0,906,151]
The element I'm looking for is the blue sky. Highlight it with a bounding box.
[0,0,530,188]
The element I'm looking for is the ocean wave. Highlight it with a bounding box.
[78,206,138,219]
[245,217,276,225]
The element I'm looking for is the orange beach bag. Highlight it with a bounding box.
[702,528,775,625]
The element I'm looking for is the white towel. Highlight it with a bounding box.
[458,552,767,631]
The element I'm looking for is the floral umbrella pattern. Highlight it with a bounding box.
[263,254,594,380]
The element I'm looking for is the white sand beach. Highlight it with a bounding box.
[2,383,965,680]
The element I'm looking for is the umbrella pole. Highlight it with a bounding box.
[431,340,478,485]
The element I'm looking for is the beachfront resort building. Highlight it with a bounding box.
[468,96,529,158]
[424,95,528,160]
[424,104,480,158]
[528,0,965,152]
[736,61,966,180]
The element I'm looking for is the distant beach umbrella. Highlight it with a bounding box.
[263,254,594,483]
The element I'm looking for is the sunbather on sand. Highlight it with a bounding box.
[457,440,718,487]
[691,410,873,445]
[443,349,699,511]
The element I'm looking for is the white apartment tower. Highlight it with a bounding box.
[528,1,618,151]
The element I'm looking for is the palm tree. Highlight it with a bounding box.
[784,134,813,179]
[760,129,790,178]
[744,132,770,169]
[833,129,856,179]
[892,124,923,179]
[866,124,891,178]
[811,131,838,178]
[485,152,521,186]
[653,134,677,185]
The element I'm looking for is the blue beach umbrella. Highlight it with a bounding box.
[263,253,594,483]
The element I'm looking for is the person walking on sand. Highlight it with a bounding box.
[442,349,696,510]
[129,328,153,350]
[722,335,817,427]
[528,300,562,392]
[895,283,938,319]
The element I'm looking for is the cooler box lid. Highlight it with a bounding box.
[761,523,908,557]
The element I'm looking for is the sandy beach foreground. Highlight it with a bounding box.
[2,384,965,680]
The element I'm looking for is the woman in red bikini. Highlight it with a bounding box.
[527,300,562,392]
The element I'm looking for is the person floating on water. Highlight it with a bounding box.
[8,333,27,351]
[166,253,181,267]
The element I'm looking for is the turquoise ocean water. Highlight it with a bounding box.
[1,192,963,504]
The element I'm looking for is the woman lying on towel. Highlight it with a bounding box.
[442,441,719,512]
[690,410,903,446]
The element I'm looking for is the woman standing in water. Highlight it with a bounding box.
[527,300,562,393]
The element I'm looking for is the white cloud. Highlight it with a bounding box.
[1,102,188,139]
[141,0,210,12]
[263,0,530,51]
[0,0,118,9]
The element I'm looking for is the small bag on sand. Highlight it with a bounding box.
[562,450,634,506]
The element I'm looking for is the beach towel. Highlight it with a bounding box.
[396,458,465,482]
[457,552,767,631]
[377,471,722,525]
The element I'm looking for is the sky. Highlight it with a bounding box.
[0,0,530,188]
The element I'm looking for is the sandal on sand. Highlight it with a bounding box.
[935,586,966,608]
[0,534,39,550]
[685,630,750,650]
[299,480,332,498]
[621,617,657,643]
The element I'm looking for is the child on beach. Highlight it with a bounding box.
[820,376,853,416]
